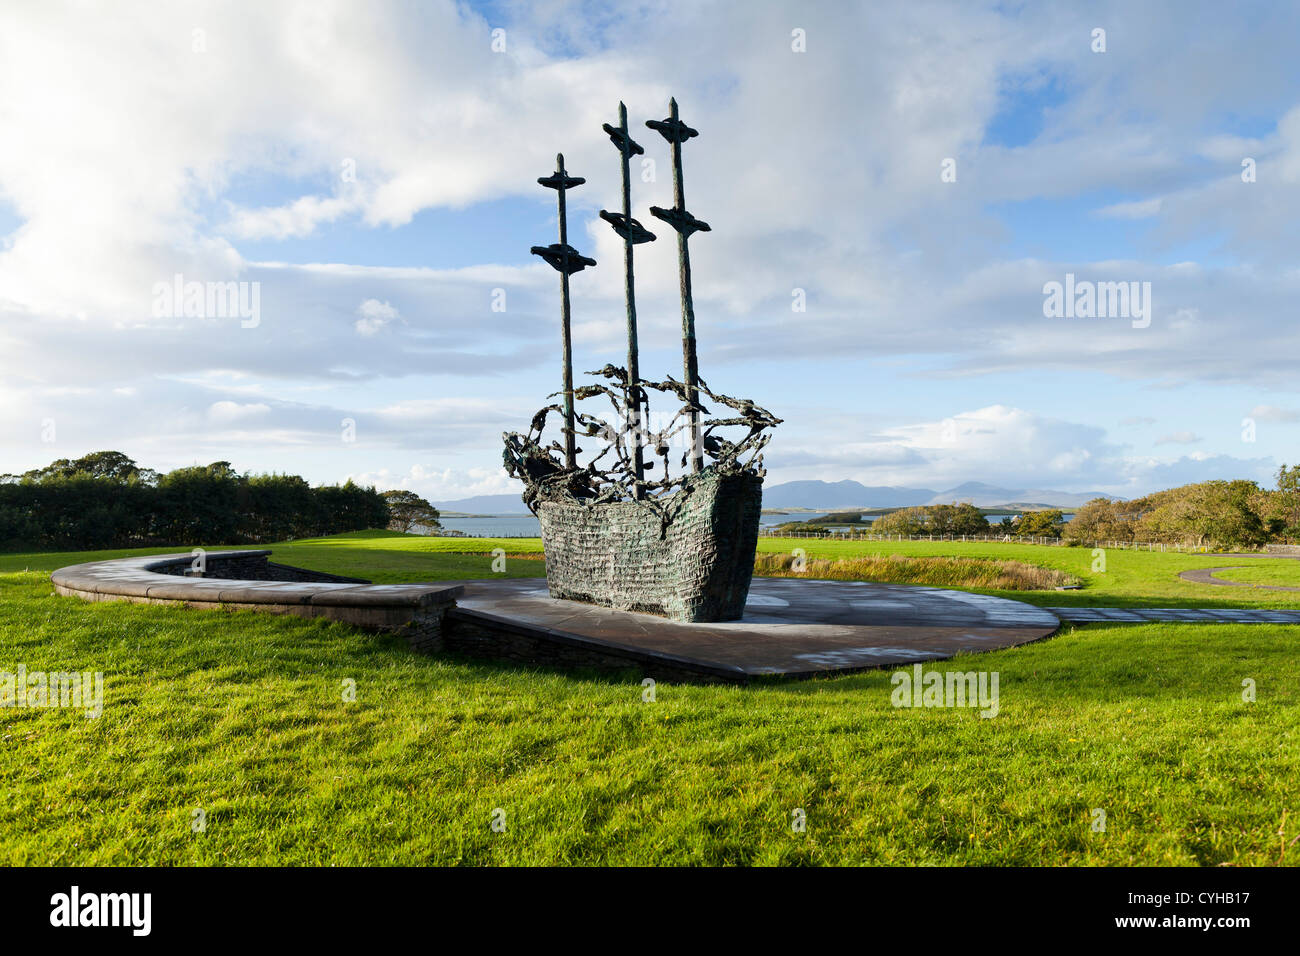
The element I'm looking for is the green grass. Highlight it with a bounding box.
[754,551,1081,590]
[753,537,1300,608]
[1213,564,1300,588]
[0,530,546,582]
[8,530,1300,607]
[2,532,1298,865]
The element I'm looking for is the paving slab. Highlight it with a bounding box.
[307,583,463,608]
[1178,566,1300,591]
[452,577,1061,678]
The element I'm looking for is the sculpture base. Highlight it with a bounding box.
[448,577,1062,683]
[536,468,762,622]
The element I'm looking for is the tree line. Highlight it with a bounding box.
[0,451,404,551]
[10,450,1292,552]
[868,502,999,536]
[1061,472,1300,549]
[862,470,1300,549]
[775,469,1300,550]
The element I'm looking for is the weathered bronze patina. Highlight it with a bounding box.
[507,99,780,622]
[529,153,592,470]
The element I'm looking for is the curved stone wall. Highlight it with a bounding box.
[52,550,462,652]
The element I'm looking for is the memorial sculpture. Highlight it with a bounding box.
[503,99,781,622]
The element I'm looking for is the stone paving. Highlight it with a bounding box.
[454,577,1062,678]
[1176,566,1300,591]
[51,555,1064,681]
[1048,606,1300,623]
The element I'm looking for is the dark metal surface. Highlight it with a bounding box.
[507,99,778,512]
[504,100,781,623]
[648,98,707,473]
[600,102,655,497]
[530,153,592,470]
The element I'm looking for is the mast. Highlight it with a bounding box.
[531,153,595,471]
[648,98,710,474]
[599,102,656,497]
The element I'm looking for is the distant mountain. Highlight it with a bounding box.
[1010,491,1118,509]
[925,482,1117,509]
[432,493,529,514]
[923,481,1021,506]
[763,479,1119,511]
[438,481,1118,515]
[762,480,937,509]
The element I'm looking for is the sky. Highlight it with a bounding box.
[3,0,1300,502]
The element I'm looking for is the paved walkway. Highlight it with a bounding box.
[1048,606,1300,623]
[457,578,1061,678]
[1176,566,1300,592]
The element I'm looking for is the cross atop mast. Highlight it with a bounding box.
[530,153,595,471]
[599,102,656,497]
[648,98,710,474]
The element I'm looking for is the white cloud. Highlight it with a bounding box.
[774,404,1272,495]
[4,0,1300,390]
[227,194,359,241]
[1154,431,1201,445]
[208,401,271,422]
[776,405,1113,487]
[1095,198,1163,220]
[354,298,399,337]
[3,1,1300,496]
[346,463,515,501]
[1249,404,1300,423]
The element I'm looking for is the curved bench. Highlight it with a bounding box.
[52,550,463,652]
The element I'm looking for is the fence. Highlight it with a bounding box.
[433,533,537,539]
[431,528,1228,553]
[755,530,1220,553]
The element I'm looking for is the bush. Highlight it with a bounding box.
[1015,509,1064,539]
[821,511,865,524]
[1063,481,1272,550]
[868,503,989,536]
[0,452,389,551]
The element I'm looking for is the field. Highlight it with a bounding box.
[753,551,1082,590]
[1,531,1297,865]
[1211,564,1300,588]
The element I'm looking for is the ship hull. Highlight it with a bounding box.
[536,469,762,622]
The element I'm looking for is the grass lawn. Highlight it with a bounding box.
[7,530,1300,608]
[1,531,1297,865]
[0,530,546,583]
[755,537,1300,609]
[1212,564,1300,588]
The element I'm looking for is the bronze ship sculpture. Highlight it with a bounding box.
[503,99,781,622]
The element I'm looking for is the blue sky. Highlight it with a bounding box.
[3,0,1300,502]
